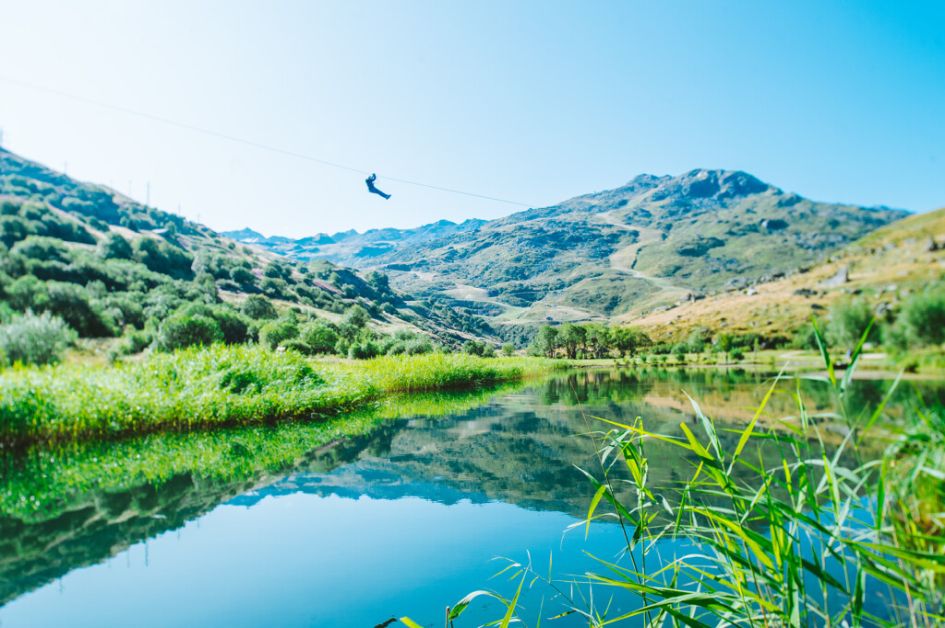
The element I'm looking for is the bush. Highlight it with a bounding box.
[259,316,300,350]
[827,298,878,349]
[208,307,251,344]
[241,295,277,320]
[133,237,193,278]
[462,340,495,358]
[0,311,76,366]
[298,321,339,355]
[11,236,71,263]
[348,339,380,359]
[98,233,134,260]
[890,287,945,349]
[156,313,223,351]
[45,282,116,337]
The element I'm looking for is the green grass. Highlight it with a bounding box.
[0,345,555,445]
[0,383,521,522]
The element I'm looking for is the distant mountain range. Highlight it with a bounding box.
[226,169,906,339]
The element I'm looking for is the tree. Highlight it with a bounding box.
[299,321,339,354]
[534,326,560,357]
[339,304,370,339]
[241,295,277,320]
[558,323,586,359]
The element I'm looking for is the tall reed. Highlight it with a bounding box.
[414,321,945,627]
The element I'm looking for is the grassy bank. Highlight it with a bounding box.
[0,345,554,445]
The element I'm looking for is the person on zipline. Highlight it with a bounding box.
[365,173,391,199]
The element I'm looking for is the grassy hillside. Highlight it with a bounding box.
[0,147,490,355]
[630,206,945,344]
[232,169,904,341]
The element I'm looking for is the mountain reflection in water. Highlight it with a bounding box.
[1,368,940,626]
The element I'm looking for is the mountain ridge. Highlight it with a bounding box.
[230,168,907,341]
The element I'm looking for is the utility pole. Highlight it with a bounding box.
[146,181,151,206]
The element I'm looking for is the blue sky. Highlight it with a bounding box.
[0,1,942,236]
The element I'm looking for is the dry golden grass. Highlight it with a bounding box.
[626,207,945,341]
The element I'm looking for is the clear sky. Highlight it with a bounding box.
[0,1,942,237]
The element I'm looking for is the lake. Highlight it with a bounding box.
[1,368,941,626]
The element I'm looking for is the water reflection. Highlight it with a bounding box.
[0,368,940,625]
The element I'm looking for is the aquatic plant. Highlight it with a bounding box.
[421,328,945,627]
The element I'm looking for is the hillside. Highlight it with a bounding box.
[630,205,945,343]
[230,169,905,340]
[0,147,488,350]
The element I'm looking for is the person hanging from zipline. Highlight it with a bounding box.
[365,173,391,199]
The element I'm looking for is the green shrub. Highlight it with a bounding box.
[462,339,495,358]
[890,286,945,349]
[11,236,71,263]
[98,233,134,260]
[259,316,300,349]
[133,237,193,278]
[0,311,76,366]
[338,304,370,339]
[207,306,251,344]
[348,339,380,359]
[298,321,339,355]
[156,313,223,351]
[827,297,879,349]
[45,282,116,337]
[241,295,277,320]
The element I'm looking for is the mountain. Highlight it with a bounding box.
[631,205,945,343]
[223,218,486,266]
[234,169,906,340]
[0,147,488,347]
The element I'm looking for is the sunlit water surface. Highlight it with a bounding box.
[1,369,940,626]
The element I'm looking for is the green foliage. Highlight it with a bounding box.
[44,282,116,337]
[458,359,945,626]
[298,320,339,355]
[347,338,380,359]
[97,233,133,260]
[259,315,300,350]
[240,294,277,320]
[531,323,650,359]
[827,297,879,349]
[133,237,194,279]
[0,346,553,444]
[0,311,75,366]
[888,284,945,349]
[462,340,495,358]
[156,312,223,351]
[340,304,370,335]
[11,236,70,263]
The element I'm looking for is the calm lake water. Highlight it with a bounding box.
[1,368,942,627]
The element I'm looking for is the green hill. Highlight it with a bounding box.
[231,169,905,341]
[0,147,489,356]
[631,205,945,344]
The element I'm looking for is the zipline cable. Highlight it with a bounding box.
[0,75,533,207]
